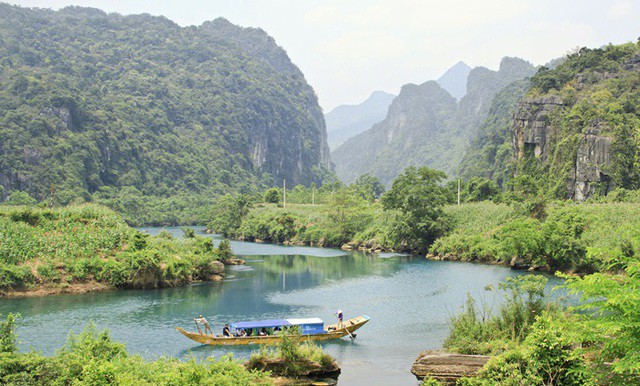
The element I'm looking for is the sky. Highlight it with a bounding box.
[8,0,640,112]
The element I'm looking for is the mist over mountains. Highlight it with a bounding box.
[331,57,536,185]
[324,91,395,150]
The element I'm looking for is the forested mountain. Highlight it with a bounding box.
[458,41,640,202]
[325,91,395,150]
[436,61,471,100]
[509,42,640,200]
[0,4,331,223]
[332,57,535,185]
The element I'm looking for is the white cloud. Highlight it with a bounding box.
[607,0,635,20]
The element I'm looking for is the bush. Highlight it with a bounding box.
[444,275,552,355]
[263,188,281,204]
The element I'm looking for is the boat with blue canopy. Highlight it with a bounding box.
[177,315,370,346]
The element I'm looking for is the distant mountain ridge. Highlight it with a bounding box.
[437,61,472,100]
[325,91,396,150]
[331,57,536,185]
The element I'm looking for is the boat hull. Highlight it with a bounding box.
[176,315,370,346]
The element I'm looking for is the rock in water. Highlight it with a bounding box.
[411,350,490,384]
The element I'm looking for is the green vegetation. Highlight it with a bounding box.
[221,167,449,253]
[461,41,640,204]
[246,329,337,378]
[430,201,640,273]
[444,275,552,355]
[445,261,640,385]
[0,204,228,292]
[382,166,451,253]
[0,4,332,226]
[457,80,531,187]
[0,315,271,385]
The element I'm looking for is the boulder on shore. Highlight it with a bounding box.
[411,350,490,384]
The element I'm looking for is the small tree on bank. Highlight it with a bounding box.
[381,166,451,253]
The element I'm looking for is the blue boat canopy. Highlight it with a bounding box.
[230,317,325,335]
[231,319,289,330]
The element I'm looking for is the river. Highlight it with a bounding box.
[0,227,565,385]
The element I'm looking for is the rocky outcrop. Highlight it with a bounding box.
[571,127,612,201]
[512,96,613,201]
[411,350,490,384]
[512,95,564,161]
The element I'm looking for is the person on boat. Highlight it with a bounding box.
[194,315,213,334]
[246,328,253,336]
[222,324,231,337]
[336,309,344,328]
[258,328,268,336]
[235,329,246,337]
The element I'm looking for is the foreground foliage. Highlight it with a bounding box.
[0,316,271,385]
[246,330,337,378]
[442,265,640,385]
[0,204,227,292]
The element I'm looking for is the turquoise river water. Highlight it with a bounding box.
[0,227,565,385]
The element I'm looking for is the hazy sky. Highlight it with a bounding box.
[9,0,640,111]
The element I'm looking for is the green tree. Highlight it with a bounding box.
[381,166,451,253]
[465,178,501,202]
[217,239,234,260]
[263,188,281,204]
[208,194,253,237]
[323,188,372,245]
[562,260,640,377]
[351,173,385,201]
[5,191,37,205]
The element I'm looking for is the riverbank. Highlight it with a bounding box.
[0,204,232,298]
[226,201,640,275]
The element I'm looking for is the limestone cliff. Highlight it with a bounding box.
[510,43,640,201]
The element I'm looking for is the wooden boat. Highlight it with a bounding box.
[176,315,370,346]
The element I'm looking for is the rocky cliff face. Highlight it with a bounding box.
[512,96,613,201]
[332,57,535,185]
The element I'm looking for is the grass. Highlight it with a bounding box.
[0,204,226,292]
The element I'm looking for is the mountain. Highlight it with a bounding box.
[0,4,331,223]
[459,42,640,202]
[325,91,395,150]
[457,79,531,186]
[511,42,640,201]
[436,61,472,100]
[332,57,535,185]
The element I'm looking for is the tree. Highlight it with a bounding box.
[562,260,640,378]
[5,191,37,205]
[263,188,281,204]
[351,173,385,201]
[208,194,253,237]
[465,177,501,202]
[0,313,18,353]
[381,166,451,253]
[323,188,372,245]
